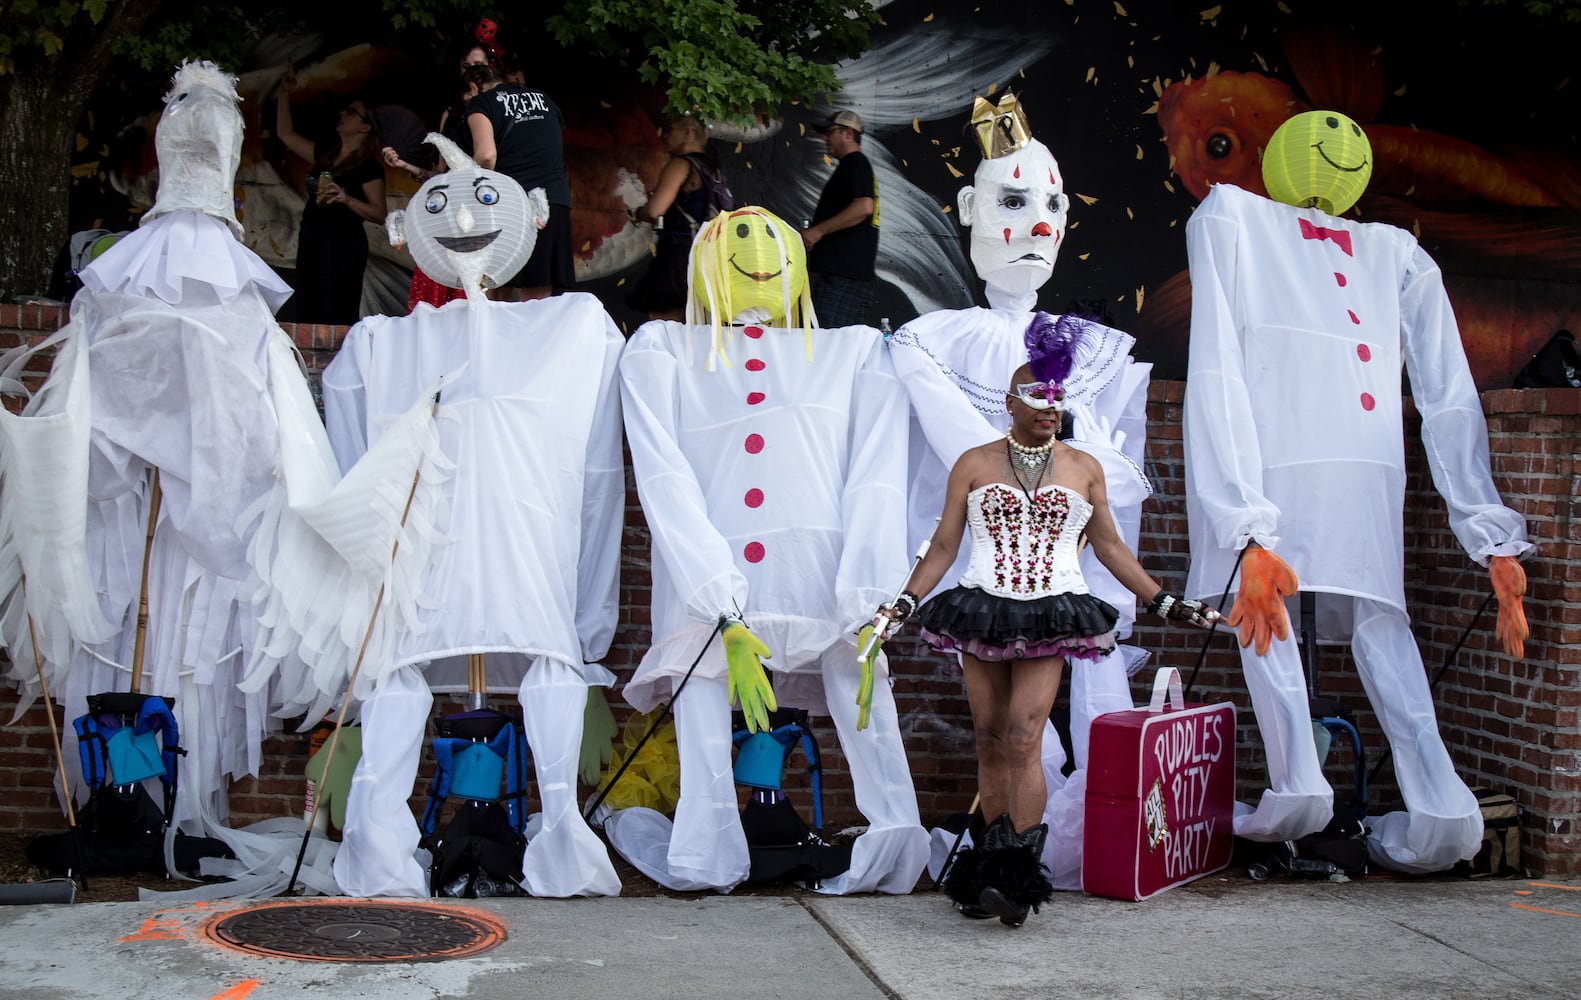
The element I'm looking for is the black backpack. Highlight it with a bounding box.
[1514,329,1580,389]
[676,154,734,232]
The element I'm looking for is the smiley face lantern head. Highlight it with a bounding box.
[686,207,815,369]
[690,207,807,322]
[392,132,549,292]
[1262,110,1372,216]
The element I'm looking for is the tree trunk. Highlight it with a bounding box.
[0,0,165,300]
[0,72,80,301]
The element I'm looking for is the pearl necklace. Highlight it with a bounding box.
[1006,429,1053,472]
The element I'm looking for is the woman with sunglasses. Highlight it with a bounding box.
[276,66,386,324]
[872,313,1217,928]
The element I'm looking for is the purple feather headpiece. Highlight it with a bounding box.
[1024,311,1086,387]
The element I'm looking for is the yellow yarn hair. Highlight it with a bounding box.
[685,206,816,369]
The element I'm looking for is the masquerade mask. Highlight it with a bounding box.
[1014,381,1064,411]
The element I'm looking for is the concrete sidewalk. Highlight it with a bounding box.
[1,874,1577,999]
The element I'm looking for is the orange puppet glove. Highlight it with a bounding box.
[1225,546,1299,656]
[1489,555,1529,660]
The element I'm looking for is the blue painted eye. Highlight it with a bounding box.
[1325,116,1340,129]
[475,184,499,206]
[425,191,448,214]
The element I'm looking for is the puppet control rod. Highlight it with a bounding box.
[286,390,440,895]
[856,520,939,666]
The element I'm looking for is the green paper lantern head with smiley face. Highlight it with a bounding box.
[686,206,814,369]
[1262,110,1372,216]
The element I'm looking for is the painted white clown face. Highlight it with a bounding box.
[957,138,1068,296]
[407,163,547,291]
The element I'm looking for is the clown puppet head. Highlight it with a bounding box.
[686,206,815,369]
[386,133,549,299]
[143,60,246,237]
[957,94,1069,311]
[1261,110,1373,216]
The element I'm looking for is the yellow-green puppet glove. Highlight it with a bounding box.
[579,685,618,787]
[722,617,776,733]
[855,623,883,731]
[305,728,362,834]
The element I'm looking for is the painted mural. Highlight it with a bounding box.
[65,0,1581,384]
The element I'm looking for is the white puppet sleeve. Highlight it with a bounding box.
[576,317,627,664]
[1183,192,1282,553]
[887,332,1000,473]
[618,334,748,625]
[835,335,910,635]
[1399,245,1532,565]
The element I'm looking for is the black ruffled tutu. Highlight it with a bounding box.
[917,586,1119,662]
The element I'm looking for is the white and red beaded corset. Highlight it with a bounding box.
[958,483,1093,599]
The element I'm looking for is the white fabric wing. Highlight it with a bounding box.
[241,331,451,720]
[0,325,116,715]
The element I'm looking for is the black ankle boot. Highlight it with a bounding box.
[974,814,1054,928]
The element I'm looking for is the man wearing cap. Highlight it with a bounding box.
[802,110,879,328]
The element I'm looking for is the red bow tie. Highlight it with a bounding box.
[1299,218,1353,256]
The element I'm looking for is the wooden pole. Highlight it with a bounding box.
[288,391,438,895]
[22,584,76,830]
[129,469,162,694]
[467,653,486,711]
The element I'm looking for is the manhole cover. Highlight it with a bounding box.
[202,900,506,963]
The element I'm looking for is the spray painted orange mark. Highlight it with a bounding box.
[1510,903,1581,919]
[1513,890,1534,895]
[118,901,237,942]
[120,916,185,942]
[209,982,260,1000]
[1525,882,1581,892]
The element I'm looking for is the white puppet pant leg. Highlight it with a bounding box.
[1233,631,1333,841]
[333,665,431,897]
[1043,647,1137,889]
[1351,599,1481,872]
[813,646,929,895]
[603,675,748,891]
[517,657,621,897]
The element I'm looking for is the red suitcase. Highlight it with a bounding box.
[1083,667,1236,900]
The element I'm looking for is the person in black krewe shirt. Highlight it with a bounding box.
[802,109,879,328]
[467,66,574,298]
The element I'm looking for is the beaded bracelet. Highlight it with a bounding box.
[892,591,920,621]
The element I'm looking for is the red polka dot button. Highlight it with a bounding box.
[747,391,766,405]
[743,542,766,563]
[1356,344,1372,362]
[745,359,766,372]
[1360,392,1376,411]
[744,433,765,454]
[743,326,764,339]
[744,488,764,508]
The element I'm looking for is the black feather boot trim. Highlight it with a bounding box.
[975,814,1055,928]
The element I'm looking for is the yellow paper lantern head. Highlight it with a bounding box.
[1262,110,1372,215]
[686,206,814,368]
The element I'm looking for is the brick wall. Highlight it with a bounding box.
[3,305,1577,873]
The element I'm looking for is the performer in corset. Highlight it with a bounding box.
[879,314,1218,927]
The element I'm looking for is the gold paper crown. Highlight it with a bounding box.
[971,93,1032,160]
